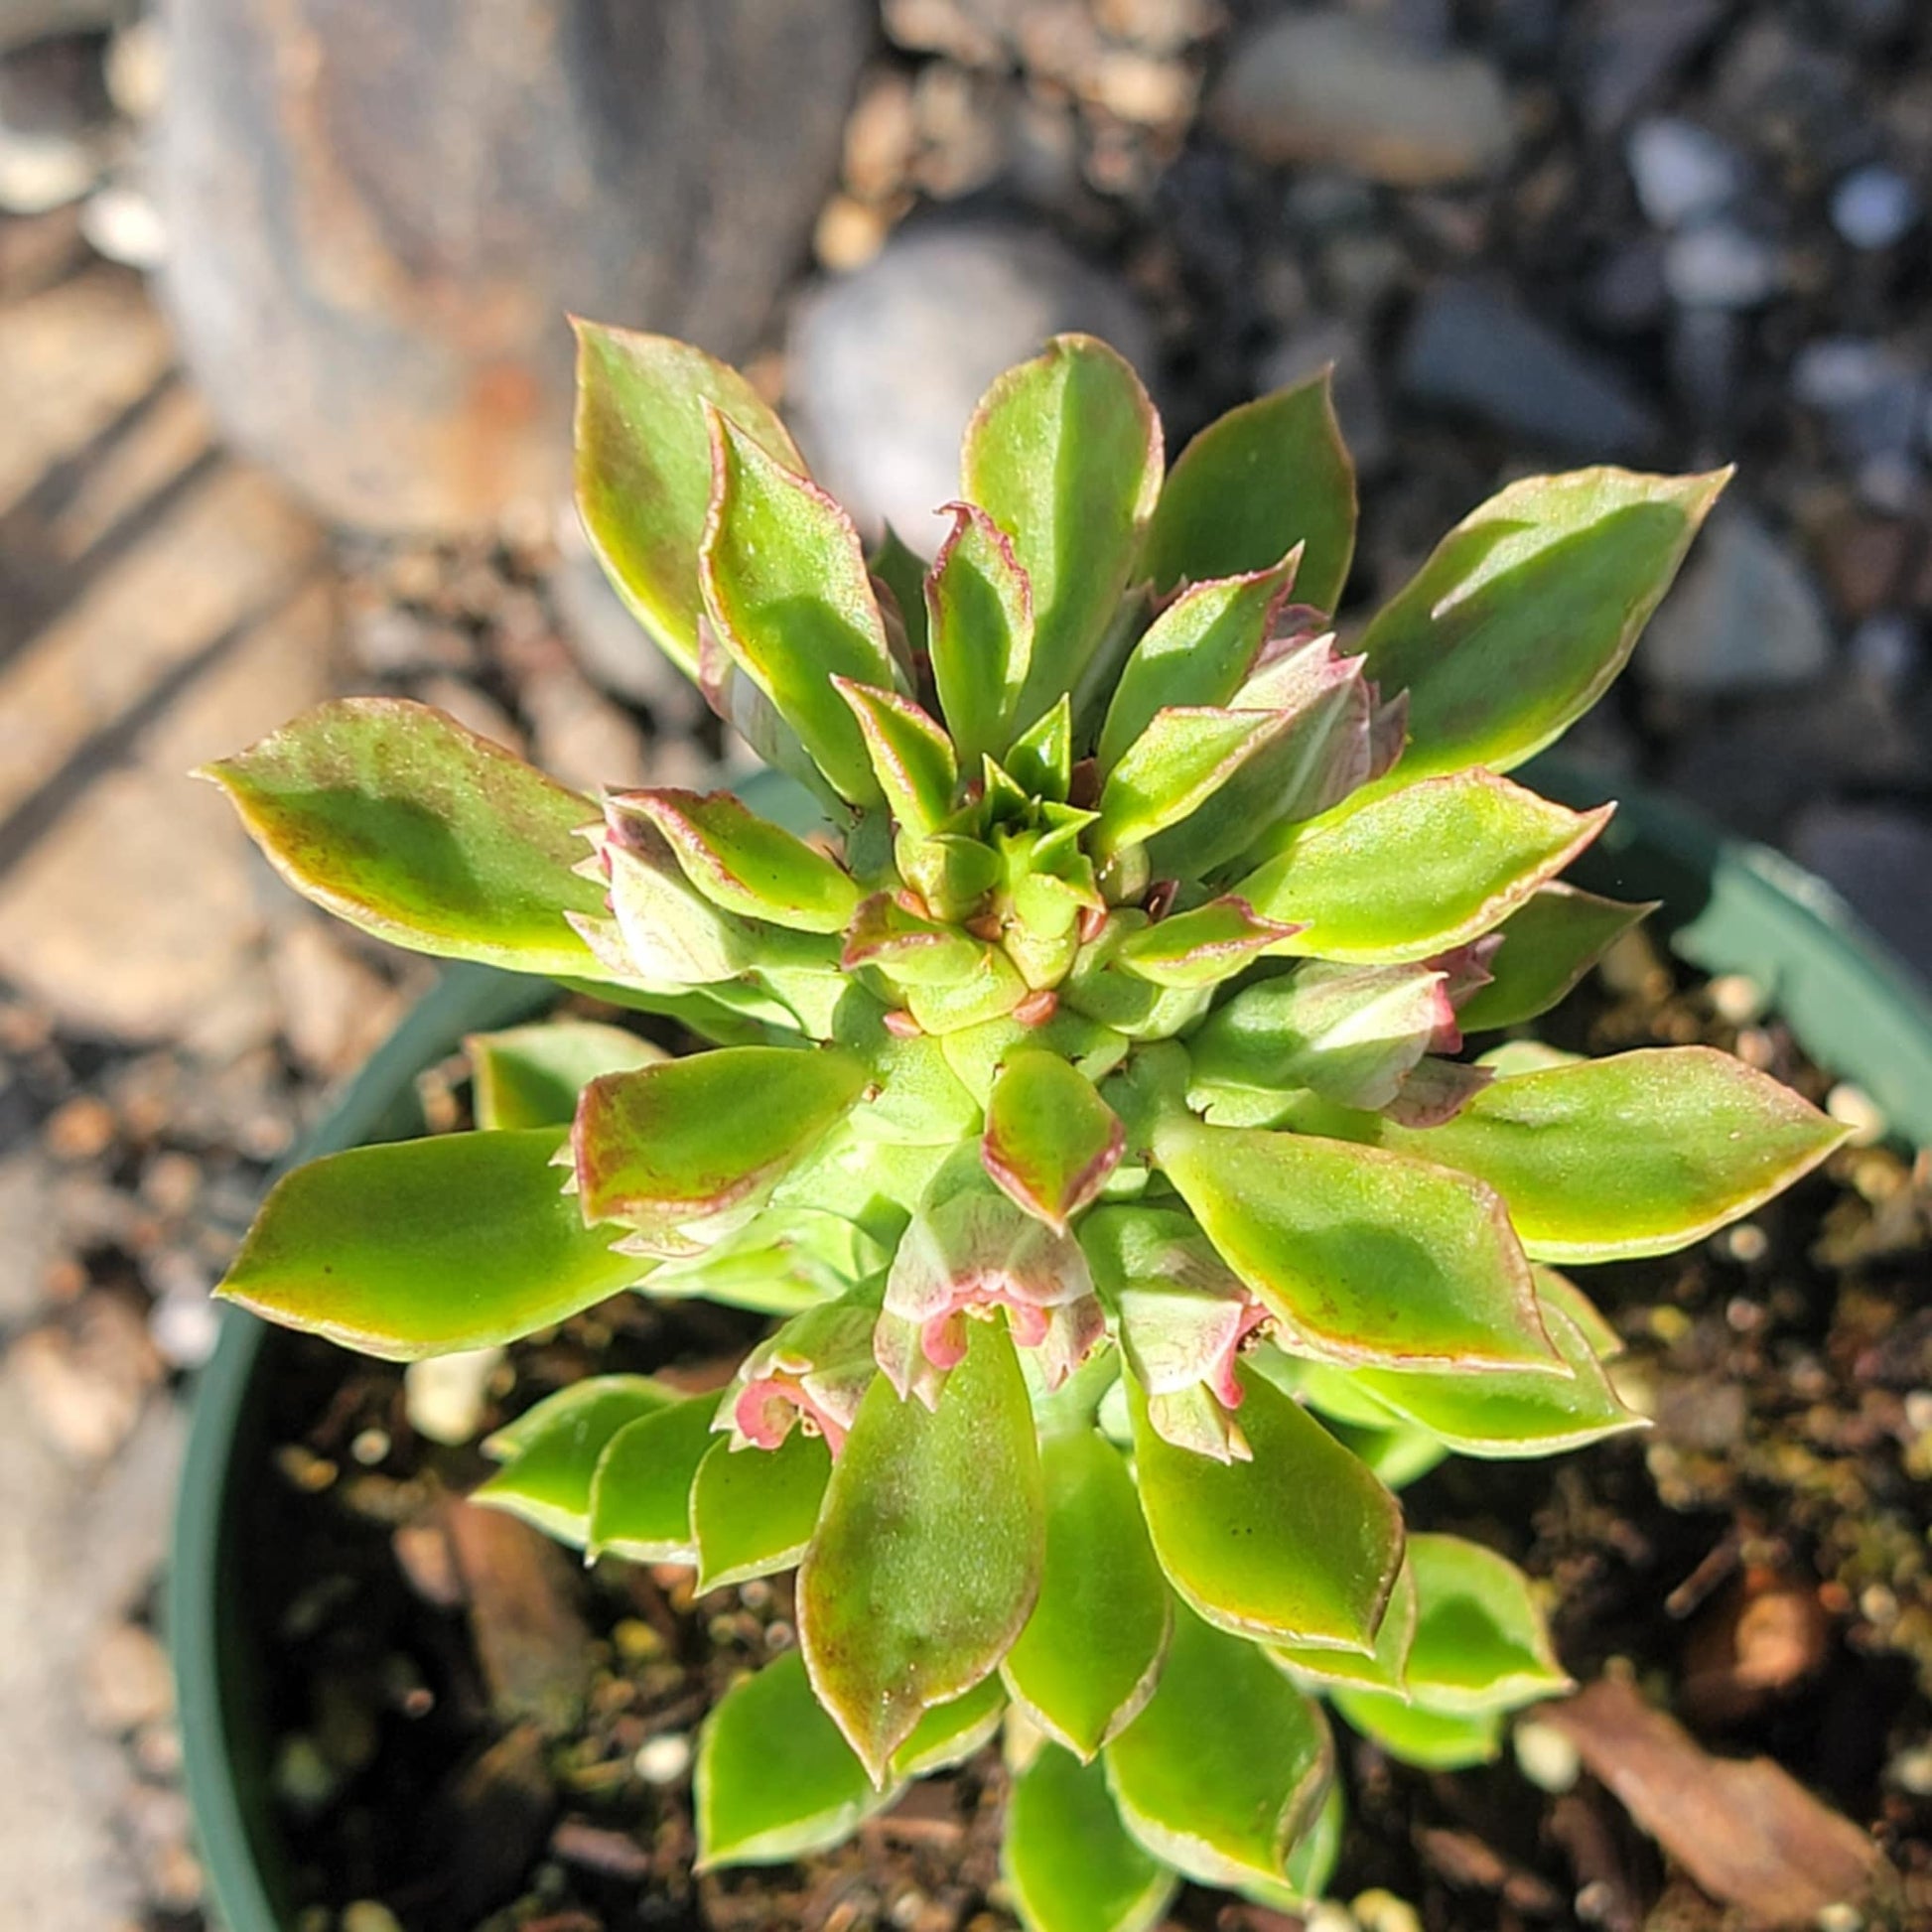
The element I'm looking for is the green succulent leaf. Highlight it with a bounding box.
[892,1673,1009,1778]
[799,1316,1044,1782]
[643,1205,884,1315]
[1114,898,1299,991]
[692,1431,834,1590]
[585,1393,717,1561]
[1005,1745,1178,1932]
[1144,371,1356,614]
[1358,466,1728,784]
[216,1130,637,1359]
[198,698,610,978]
[1238,770,1613,964]
[1004,1431,1172,1759]
[1271,1555,1418,1696]
[1095,708,1295,863]
[983,1050,1126,1234]
[962,335,1163,735]
[474,1375,676,1545]
[1104,1605,1331,1890]
[1158,1120,1560,1375]
[1456,884,1656,1034]
[1128,1361,1403,1650]
[468,1022,665,1131]
[700,410,896,805]
[572,1046,868,1232]
[926,501,1035,764]
[1326,1685,1503,1771]
[1400,1534,1571,1716]
[620,789,862,933]
[835,680,959,838]
[695,1647,890,1867]
[574,322,805,675]
[1007,694,1074,803]
[1372,1046,1848,1262]
[1098,561,1298,772]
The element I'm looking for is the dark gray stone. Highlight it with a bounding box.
[1790,803,1932,982]
[1565,0,1726,135]
[157,0,869,533]
[785,222,1156,548]
[1398,279,1662,459]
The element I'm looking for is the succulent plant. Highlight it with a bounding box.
[204,326,1846,1925]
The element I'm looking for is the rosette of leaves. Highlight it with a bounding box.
[203,325,1846,1927]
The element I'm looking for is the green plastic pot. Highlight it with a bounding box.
[170,763,1932,1930]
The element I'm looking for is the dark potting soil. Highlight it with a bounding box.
[230,932,1932,1932]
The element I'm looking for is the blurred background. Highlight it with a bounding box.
[0,0,1927,1923]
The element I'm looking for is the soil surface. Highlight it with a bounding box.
[230,932,1932,1932]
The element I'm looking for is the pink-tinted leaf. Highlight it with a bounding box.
[982,1049,1125,1233]
[842,891,983,986]
[715,1293,882,1454]
[1157,1119,1563,1376]
[925,501,1035,765]
[1144,370,1357,613]
[962,335,1163,734]
[199,698,611,977]
[833,679,958,837]
[799,1316,1044,1783]
[1455,883,1656,1034]
[1358,466,1728,785]
[1113,897,1301,991]
[1129,1361,1403,1650]
[700,411,896,805]
[1236,770,1613,964]
[574,322,804,676]
[216,1130,639,1360]
[572,1046,867,1234]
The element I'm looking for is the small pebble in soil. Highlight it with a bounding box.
[1514,1718,1583,1793]
[350,1427,391,1465]
[1625,116,1741,229]
[342,1905,406,1932]
[634,1731,693,1785]
[1707,973,1768,1024]
[1826,1082,1887,1146]
[1831,165,1918,251]
[1663,221,1779,309]
[405,1344,503,1446]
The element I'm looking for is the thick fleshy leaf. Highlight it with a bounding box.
[1271,1556,1418,1696]
[574,322,804,675]
[1094,707,1294,863]
[925,502,1035,764]
[1237,770,1612,964]
[892,1674,1010,1778]
[1144,372,1356,613]
[834,679,959,838]
[983,1050,1125,1234]
[1007,694,1073,803]
[572,1047,867,1233]
[1004,1431,1172,1758]
[1400,1534,1571,1716]
[1005,1746,1178,1932]
[695,1648,889,1866]
[619,789,862,932]
[644,1206,884,1315]
[1097,562,1298,772]
[870,522,930,662]
[798,1317,1044,1782]
[1129,1362,1403,1650]
[216,1130,638,1359]
[692,1432,834,1589]
[1114,897,1299,991]
[1188,961,1450,1114]
[474,1375,675,1545]
[586,1394,717,1561]
[593,812,758,986]
[962,335,1163,733]
[1456,884,1656,1034]
[1372,1046,1847,1262]
[1105,1606,1331,1890]
[1158,1120,1560,1375]
[1357,466,1728,783]
[715,1291,882,1454]
[1327,1686,1503,1770]
[468,1022,664,1131]
[843,892,984,986]
[700,411,896,804]
[200,699,609,978]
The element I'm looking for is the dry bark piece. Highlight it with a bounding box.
[1541,1674,1891,1930]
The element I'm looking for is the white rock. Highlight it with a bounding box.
[1831,165,1918,251]
[405,1346,504,1447]
[1664,221,1779,309]
[1626,116,1741,229]
[634,1731,693,1785]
